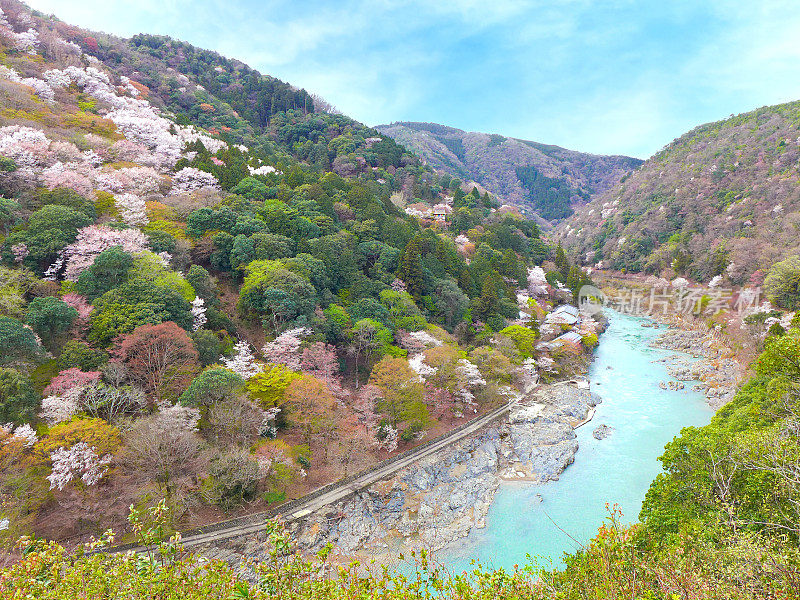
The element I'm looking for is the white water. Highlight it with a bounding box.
[437,310,714,572]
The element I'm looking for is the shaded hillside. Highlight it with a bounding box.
[375,121,642,220]
[558,101,800,284]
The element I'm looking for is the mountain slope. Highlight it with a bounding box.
[375,121,642,220]
[557,101,800,284]
[0,0,557,543]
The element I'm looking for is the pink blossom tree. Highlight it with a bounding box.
[424,384,458,420]
[191,296,207,331]
[61,226,149,280]
[115,193,148,226]
[300,342,339,383]
[61,293,92,330]
[221,340,263,379]
[43,368,101,397]
[262,327,310,371]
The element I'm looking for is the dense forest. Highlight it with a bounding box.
[0,0,563,544]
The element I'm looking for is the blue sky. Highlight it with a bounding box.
[25,0,800,158]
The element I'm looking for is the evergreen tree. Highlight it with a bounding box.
[452,187,466,209]
[476,273,500,320]
[398,238,425,300]
[555,243,569,277]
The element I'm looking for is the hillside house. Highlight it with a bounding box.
[545,304,580,327]
[552,331,583,348]
[432,203,451,222]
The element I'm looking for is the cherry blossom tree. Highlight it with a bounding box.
[61,226,149,280]
[300,342,339,384]
[0,125,51,170]
[221,340,263,379]
[262,327,310,371]
[1,423,37,447]
[40,388,81,426]
[41,161,94,197]
[248,164,279,176]
[115,193,148,226]
[454,359,486,408]
[171,167,220,194]
[408,353,436,380]
[191,296,207,331]
[424,384,458,420]
[11,243,28,263]
[43,368,101,397]
[39,369,101,425]
[353,384,381,439]
[61,293,92,329]
[46,442,112,490]
[0,10,39,55]
[377,424,398,453]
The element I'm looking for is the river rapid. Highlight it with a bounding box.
[437,310,714,572]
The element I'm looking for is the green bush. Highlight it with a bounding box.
[57,340,109,371]
[0,316,43,364]
[203,450,260,510]
[24,297,78,348]
[499,324,538,359]
[764,255,800,310]
[0,368,38,424]
[263,490,286,504]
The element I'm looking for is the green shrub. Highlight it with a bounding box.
[203,450,260,510]
[0,368,38,425]
[57,340,109,371]
[264,490,286,504]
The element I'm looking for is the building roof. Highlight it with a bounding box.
[545,304,580,325]
[553,331,583,345]
[554,304,580,317]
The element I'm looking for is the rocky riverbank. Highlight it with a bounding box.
[196,381,600,567]
[290,381,600,559]
[649,326,744,409]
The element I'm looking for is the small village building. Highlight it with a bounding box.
[432,203,452,222]
[552,331,583,348]
[545,304,580,326]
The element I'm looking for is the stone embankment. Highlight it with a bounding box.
[198,381,599,566]
[650,327,744,409]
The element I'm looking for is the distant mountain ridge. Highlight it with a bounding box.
[375,121,643,221]
[556,100,800,284]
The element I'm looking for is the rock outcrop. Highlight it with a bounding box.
[651,327,744,408]
[196,381,600,566]
[592,424,612,440]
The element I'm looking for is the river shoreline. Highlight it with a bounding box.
[198,311,738,570]
[646,318,745,409]
[286,380,601,563]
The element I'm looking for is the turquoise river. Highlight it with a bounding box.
[438,310,714,572]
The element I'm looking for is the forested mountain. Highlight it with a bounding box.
[375,121,642,221]
[559,101,800,284]
[0,0,561,544]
